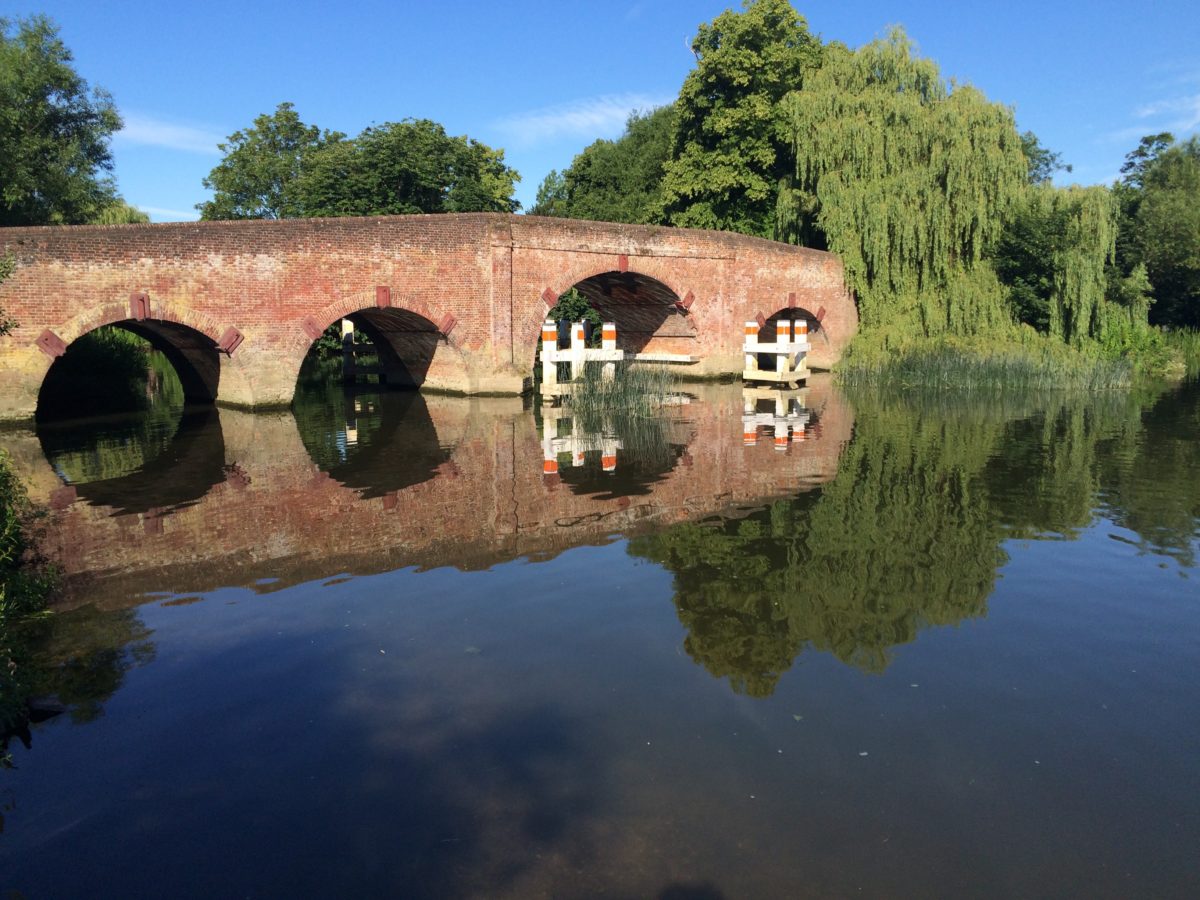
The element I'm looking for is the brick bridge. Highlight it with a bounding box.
[0,214,856,420]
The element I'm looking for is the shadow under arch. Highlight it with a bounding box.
[567,271,695,355]
[37,406,227,516]
[294,385,452,500]
[297,305,469,394]
[758,306,828,366]
[36,319,221,422]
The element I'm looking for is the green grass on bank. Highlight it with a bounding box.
[835,325,1197,391]
[1162,329,1200,378]
[836,333,1134,392]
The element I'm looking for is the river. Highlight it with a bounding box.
[0,373,1197,898]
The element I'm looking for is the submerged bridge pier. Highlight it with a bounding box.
[0,213,856,421]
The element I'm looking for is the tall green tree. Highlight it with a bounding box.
[529,169,568,217]
[295,119,519,216]
[0,15,122,226]
[531,106,675,223]
[90,200,150,224]
[1108,133,1199,330]
[658,0,821,237]
[198,102,342,219]
[200,113,518,219]
[780,29,1027,335]
[1134,136,1200,328]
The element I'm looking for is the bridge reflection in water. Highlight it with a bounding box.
[6,379,853,618]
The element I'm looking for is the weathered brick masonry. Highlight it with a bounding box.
[0,214,856,420]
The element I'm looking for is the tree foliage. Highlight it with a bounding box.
[198,103,342,220]
[532,106,676,223]
[90,201,150,224]
[781,30,1027,335]
[658,0,821,237]
[1020,130,1072,185]
[0,253,14,335]
[1134,137,1200,328]
[296,119,519,217]
[0,15,122,226]
[200,109,518,219]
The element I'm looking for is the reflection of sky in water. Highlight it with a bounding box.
[3,380,1199,897]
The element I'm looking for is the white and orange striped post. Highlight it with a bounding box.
[792,421,806,442]
[601,322,617,382]
[743,424,758,446]
[744,321,759,375]
[541,319,558,388]
[775,319,791,377]
[542,414,559,476]
[570,321,586,381]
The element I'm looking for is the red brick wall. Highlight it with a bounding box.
[0,214,856,419]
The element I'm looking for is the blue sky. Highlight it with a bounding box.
[20,0,1200,221]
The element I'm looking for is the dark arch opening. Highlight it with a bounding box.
[296,307,453,396]
[569,271,693,355]
[36,320,220,423]
[756,306,826,373]
[758,307,823,343]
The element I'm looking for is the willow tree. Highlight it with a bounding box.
[1044,186,1118,344]
[995,184,1122,344]
[780,30,1026,337]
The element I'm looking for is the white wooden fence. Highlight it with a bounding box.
[743,319,810,386]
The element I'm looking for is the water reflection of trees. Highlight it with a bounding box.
[631,382,1200,696]
[2,606,154,762]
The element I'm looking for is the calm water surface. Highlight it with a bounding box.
[1,377,1197,898]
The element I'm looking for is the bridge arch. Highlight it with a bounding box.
[35,309,225,421]
[526,265,697,372]
[289,294,470,395]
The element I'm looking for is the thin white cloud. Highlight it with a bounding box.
[116,112,225,155]
[1103,91,1200,144]
[136,205,201,221]
[495,93,672,147]
[1134,93,1200,131]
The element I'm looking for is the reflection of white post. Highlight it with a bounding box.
[542,413,559,476]
[571,321,586,382]
[541,320,558,389]
[602,322,617,382]
[602,436,618,472]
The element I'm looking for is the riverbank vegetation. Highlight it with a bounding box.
[533,1,1199,386]
[0,451,55,762]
